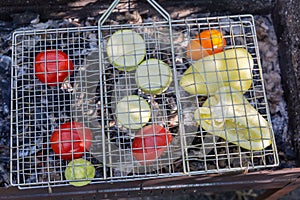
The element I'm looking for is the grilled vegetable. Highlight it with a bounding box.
[132,125,172,165]
[194,86,272,150]
[106,29,146,71]
[186,29,226,60]
[135,59,172,95]
[34,50,74,86]
[116,95,151,130]
[65,158,95,187]
[50,122,92,160]
[180,48,254,95]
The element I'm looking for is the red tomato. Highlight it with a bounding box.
[34,50,74,86]
[50,122,92,160]
[132,125,172,165]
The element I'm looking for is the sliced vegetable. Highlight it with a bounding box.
[135,59,172,95]
[180,48,254,95]
[106,29,146,71]
[65,158,95,187]
[50,122,92,160]
[186,29,226,60]
[34,50,74,86]
[116,95,151,130]
[194,86,272,150]
[132,125,172,165]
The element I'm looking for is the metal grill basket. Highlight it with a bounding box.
[10,0,279,189]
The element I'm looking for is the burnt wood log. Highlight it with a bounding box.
[0,168,300,199]
[273,0,300,166]
[0,0,275,22]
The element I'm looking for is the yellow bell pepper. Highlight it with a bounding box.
[180,48,254,95]
[194,86,272,150]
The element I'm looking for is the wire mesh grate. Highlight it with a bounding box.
[10,1,278,189]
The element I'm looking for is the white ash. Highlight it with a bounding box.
[255,15,289,150]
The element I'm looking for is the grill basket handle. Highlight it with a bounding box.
[98,0,172,26]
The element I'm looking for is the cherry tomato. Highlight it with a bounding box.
[50,122,92,160]
[34,50,74,86]
[186,39,210,61]
[186,29,226,60]
[197,29,226,54]
[132,125,172,165]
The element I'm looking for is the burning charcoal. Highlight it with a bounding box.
[89,157,105,179]
[174,57,190,74]
[0,145,9,163]
[23,175,37,184]
[107,126,132,150]
[155,92,178,115]
[87,32,98,50]
[0,56,11,115]
[132,88,151,100]
[0,55,10,74]
[188,160,206,171]
[34,40,53,52]
[35,151,67,183]
[0,21,13,32]
[46,88,73,119]
[0,163,10,186]
[11,11,39,26]
[147,49,172,65]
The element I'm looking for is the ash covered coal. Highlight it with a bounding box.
[0,55,11,187]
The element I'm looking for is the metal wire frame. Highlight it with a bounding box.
[97,15,279,180]
[171,15,279,174]
[10,2,278,189]
[10,26,104,189]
